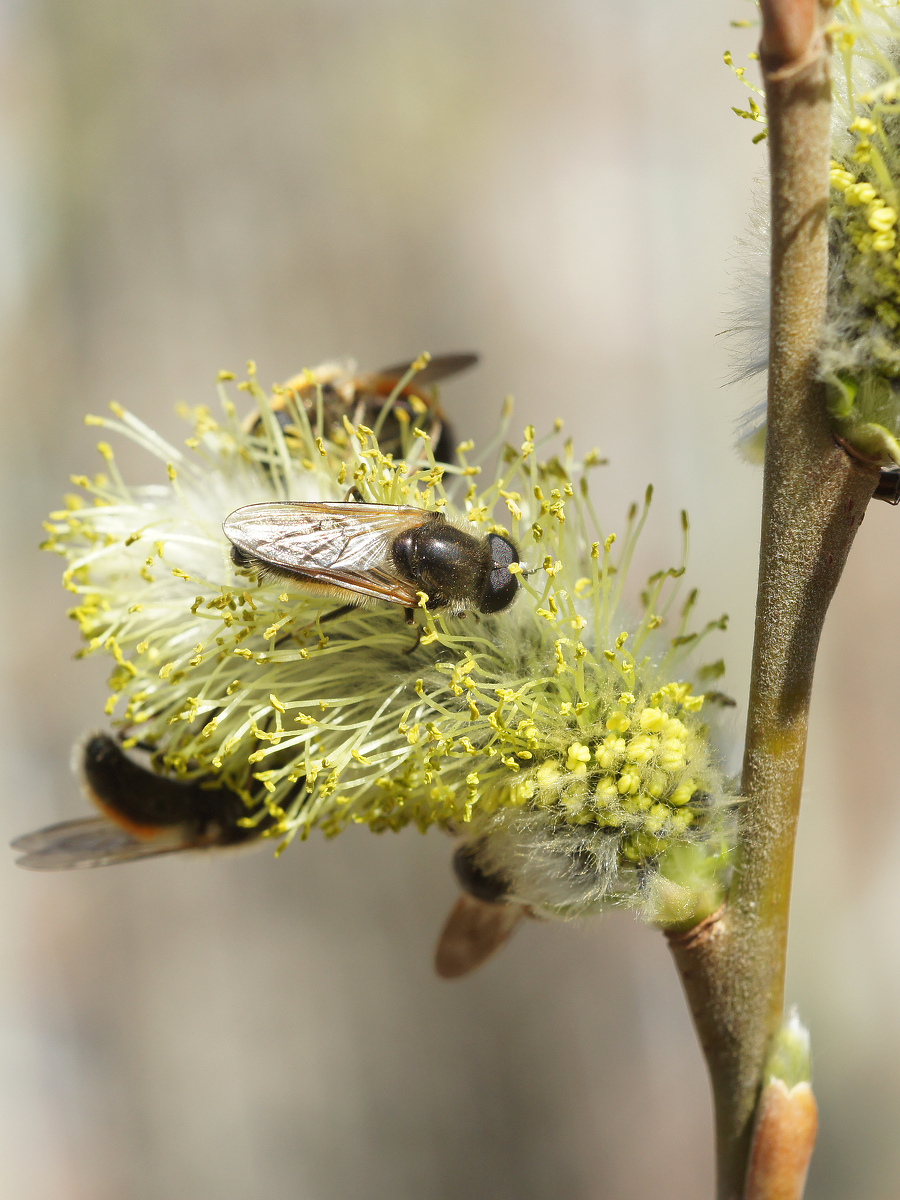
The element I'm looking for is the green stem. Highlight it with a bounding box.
[668,10,881,1198]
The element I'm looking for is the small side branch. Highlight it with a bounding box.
[669,3,880,1197]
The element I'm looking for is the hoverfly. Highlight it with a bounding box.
[244,353,478,464]
[12,734,274,870]
[224,501,520,617]
[434,842,531,978]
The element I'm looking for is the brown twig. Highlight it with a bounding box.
[759,0,820,69]
[668,3,880,1196]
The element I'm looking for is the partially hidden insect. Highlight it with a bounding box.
[12,734,275,870]
[434,841,532,978]
[223,501,521,617]
[245,353,478,464]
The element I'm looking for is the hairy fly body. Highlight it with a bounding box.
[12,735,275,870]
[243,353,478,464]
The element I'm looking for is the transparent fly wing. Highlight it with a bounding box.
[11,816,188,871]
[224,502,432,606]
[225,502,426,569]
[434,893,528,978]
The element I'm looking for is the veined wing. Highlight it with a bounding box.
[11,816,188,870]
[223,502,436,606]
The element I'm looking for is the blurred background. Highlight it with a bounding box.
[1,1,898,1197]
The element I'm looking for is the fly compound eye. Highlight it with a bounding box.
[479,533,519,614]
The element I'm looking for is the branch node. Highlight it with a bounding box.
[664,904,727,951]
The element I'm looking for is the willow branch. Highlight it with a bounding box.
[668,4,880,1197]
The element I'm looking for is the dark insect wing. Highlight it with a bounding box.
[434,893,528,978]
[11,816,188,870]
[223,501,433,606]
[362,353,478,390]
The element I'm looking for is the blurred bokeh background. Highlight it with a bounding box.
[1,1,898,1197]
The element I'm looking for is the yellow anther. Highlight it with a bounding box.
[625,734,656,764]
[658,744,687,772]
[869,206,898,232]
[566,742,592,774]
[595,735,626,769]
[639,706,667,733]
[830,168,855,192]
[845,181,878,206]
[670,808,694,832]
[644,804,670,834]
[670,779,697,806]
[617,767,642,795]
[594,776,618,803]
[646,768,668,798]
[663,717,688,741]
[536,761,561,789]
[512,779,535,804]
